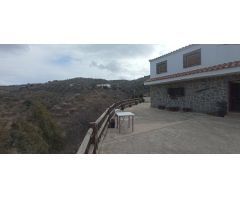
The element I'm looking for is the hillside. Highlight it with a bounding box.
[0,76,149,153]
[109,76,150,97]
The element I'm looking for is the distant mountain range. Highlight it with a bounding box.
[1,75,150,96]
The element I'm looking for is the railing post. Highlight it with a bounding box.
[89,122,98,154]
[107,107,111,121]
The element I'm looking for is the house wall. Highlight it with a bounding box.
[150,44,240,79]
[150,74,240,113]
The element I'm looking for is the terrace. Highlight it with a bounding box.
[98,102,240,154]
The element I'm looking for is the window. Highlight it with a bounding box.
[156,61,167,74]
[167,87,185,98]
[183,49,201,68]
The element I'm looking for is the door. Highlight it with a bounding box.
[229,82,240,112]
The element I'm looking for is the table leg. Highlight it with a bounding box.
[128,116,130,128]
[119,116,120,134]
[132,116,134,132]
[116,116,118,128]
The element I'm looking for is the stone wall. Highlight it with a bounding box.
[150,74,240,113]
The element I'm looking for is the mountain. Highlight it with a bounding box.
[0,76,149,153]
[109,75,150,97]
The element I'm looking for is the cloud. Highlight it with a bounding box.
[76,44,156,59]
[0,44,29,55]
[0,44,184,85]
[90,60,125,73]
[51,55,73,66]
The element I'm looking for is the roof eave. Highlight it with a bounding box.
[144,67,240,86]
[149,44,198,62]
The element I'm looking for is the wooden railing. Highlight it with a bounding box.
[77,98,142,154]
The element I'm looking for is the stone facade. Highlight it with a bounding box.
[150,74,240,113]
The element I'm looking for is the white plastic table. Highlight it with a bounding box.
[115,112,135,133]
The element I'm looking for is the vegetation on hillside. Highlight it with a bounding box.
[2,100,63,153]
[0,76,149,153]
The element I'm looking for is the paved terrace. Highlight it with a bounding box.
[99,102,240,154]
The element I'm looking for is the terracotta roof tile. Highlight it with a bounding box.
[145,61,240,83]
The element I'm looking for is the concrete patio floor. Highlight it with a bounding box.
[99,102,240,154]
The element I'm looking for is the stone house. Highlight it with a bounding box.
[144,44,240,113]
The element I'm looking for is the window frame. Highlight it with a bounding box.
[183,49,201,68]
[156,60,167,74]
[167,87,185,99]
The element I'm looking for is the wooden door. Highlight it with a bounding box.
[229,82,240,112]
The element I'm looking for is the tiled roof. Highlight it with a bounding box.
[145,60,240,83]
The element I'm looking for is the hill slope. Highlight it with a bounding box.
[0,76,149,153]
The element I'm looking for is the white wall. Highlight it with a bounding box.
[150,44,240,79]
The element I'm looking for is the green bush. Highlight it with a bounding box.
[10,120,49,153]
[32,101,64,152]
[23,100,32,108]
[10,101,64,153]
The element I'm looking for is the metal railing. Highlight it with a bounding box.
[77,98,142,154]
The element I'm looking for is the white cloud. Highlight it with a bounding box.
[0,44,186,85]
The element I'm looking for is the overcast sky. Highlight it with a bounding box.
[0,44,185,85]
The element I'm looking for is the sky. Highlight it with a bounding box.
[0,44,185,85]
